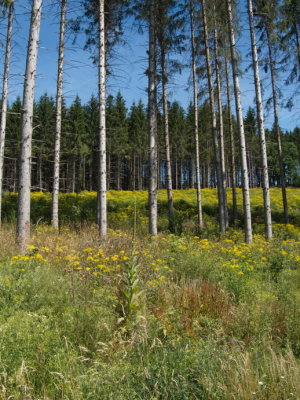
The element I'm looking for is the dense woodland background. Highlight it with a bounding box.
[2,93,300,193]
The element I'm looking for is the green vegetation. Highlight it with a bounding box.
[0,188,299,399]
[2,187,300,230]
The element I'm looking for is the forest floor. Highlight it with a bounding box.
[0,188,299,399]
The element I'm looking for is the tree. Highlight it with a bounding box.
[52,0,67,229]
[17,0,43,253]
[156,0,183,232]
[128,100,147,190]
[0,0,13,226]
[254,0,289,223]
[148,0,158,236]
[97,0,107,236]
[247,0,273,239]
[226,0,253,244]
[201,0,227,233]
[33,93,56,191]
[189,0,203,231]
[224,57,237,223]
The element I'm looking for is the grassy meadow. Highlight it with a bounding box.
[0,188,300,399]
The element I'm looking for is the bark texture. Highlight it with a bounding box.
[190,0,203,231]
[161,48,175,232]
[98,0,107,237]
[148,0,158,236]
[227,0,253,244]
[248,0,272,239]
[202,0,226,233]
[224,57,237,224]
[52,0,67,229]
[17,0,43,253]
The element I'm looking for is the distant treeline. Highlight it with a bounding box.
[3,92,300,193]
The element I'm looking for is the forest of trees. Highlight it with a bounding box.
[0,0,299,250]
[2,93,300,193]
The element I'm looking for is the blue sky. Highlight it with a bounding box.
[1,0,299,131]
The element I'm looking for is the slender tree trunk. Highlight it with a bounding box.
[180,160,183,189]
[148,0,158,236]
[227,0,252,244]
[138,155,141,190]
[98,0,107,236]
[52,0,66,229]
[13,158,17,192]
[116,156,121,190]
[17,0,43,253]
[72,158,76,192]
[224,57,237,223]
[214,26,229,228]
[201,0,226,233]
[175,157,178,190]
[266,24,288,224]
[190,0,203,231]
[38,154,42,191]
[89,160,93,191]
[0,1,14,226]
[191,160,195,188]
[161,48,175,231]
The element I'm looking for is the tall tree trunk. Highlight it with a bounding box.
[201,0,226,233]
[161,48,175,231]
[148,0,158,236]
[175,157,178,190]
[72,157,76,192]
[0,0,14,226]
[224,57,237,223]
[17,0,43,253]
[38,154,42,191]
[98,0,107,236]
[227,0,252,244]
[214,26,229,229]
[52,0,66,229]
[89,160,93,191]
[116,156,121,190]
[190,0,203,231]
[180,160,184,189]
[266,24,288,224]
[138,155,141,190]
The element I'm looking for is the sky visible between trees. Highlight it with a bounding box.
[0,0,299,131]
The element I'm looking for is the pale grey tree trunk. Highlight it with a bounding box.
[17,0,43,254]
[52,0,66,229]
[72,158,76,192]
[227,0,252,244]
[214,26,229,229]
[266,25,288,224]
[161,48,174,231]
[190,0,203,231]
[148,0,158,236]
[248,0,272,239]
[38,154,42,191]
[97,0,107,236]
[224,56,237,223]
[0,0,14,226]
[201,0,226,233]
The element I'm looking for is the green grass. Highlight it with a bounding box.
[0,188,299,398]
[0,214,299,398]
